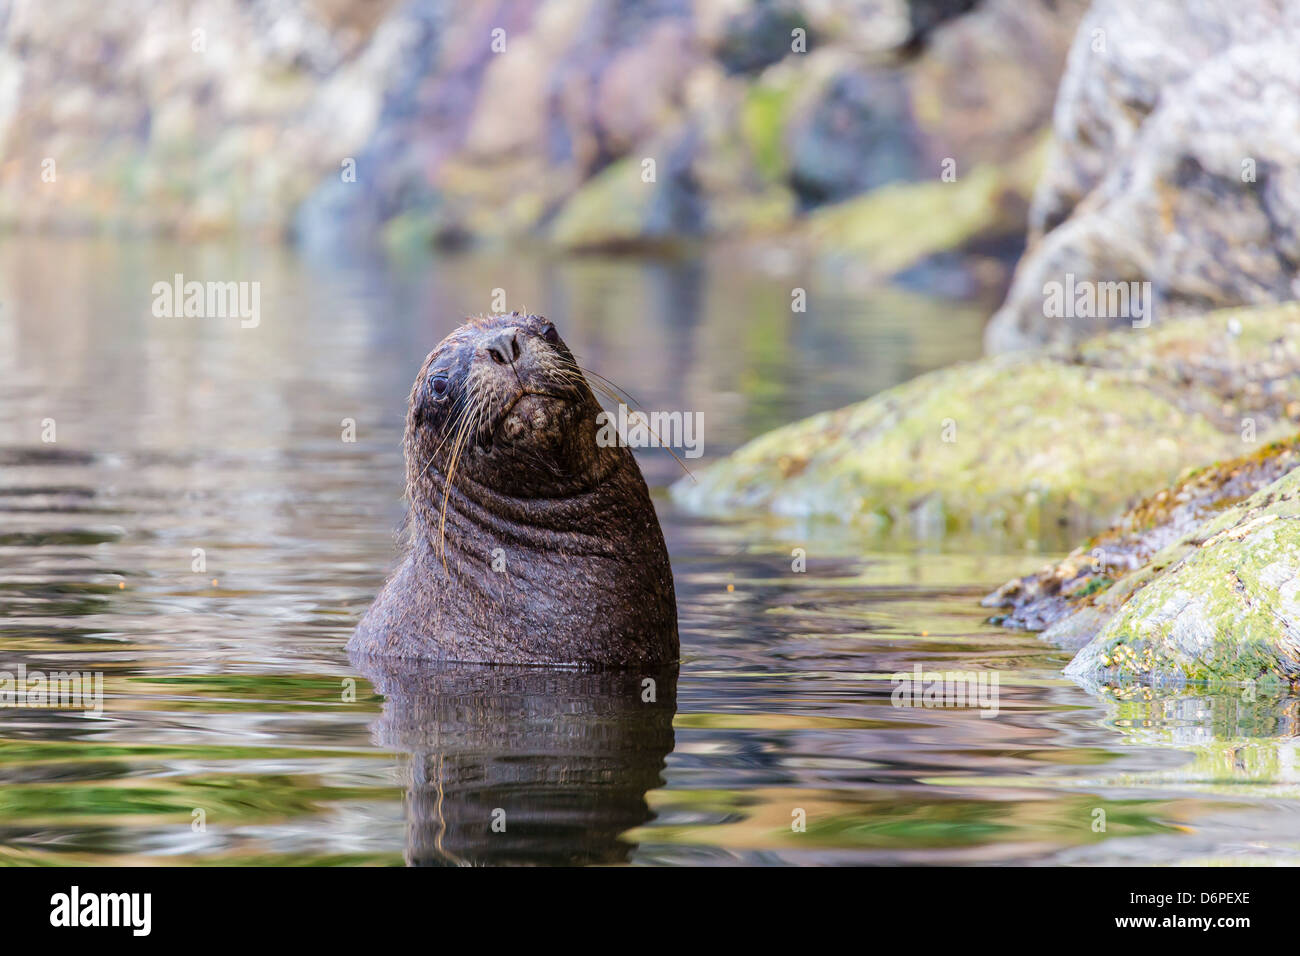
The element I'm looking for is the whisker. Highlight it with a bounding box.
[581,366,646,410]
[437,404,475,568]
[413,387,477,487]
[584,377,695,481]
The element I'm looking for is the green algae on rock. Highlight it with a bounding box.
[799,140,1045,277]
[547,157,671,251]
[1063,463,1300,686]
[984,431,1300,684]
[673,303,1300,534]
[984,435,1300,637]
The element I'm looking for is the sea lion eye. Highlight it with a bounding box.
[430,374,449,397]
[542,323,559,344]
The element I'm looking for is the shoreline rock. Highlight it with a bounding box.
[673,303,1300,535]
[985,436,1300,637]
[986,431,1300,685]
[1071,453,1300,686]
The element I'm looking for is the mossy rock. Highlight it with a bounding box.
[799,138,1047,274]
[985,434,1300,637]
[673,303,1300,533]
[1065,464,1300,685]
[549,157,655,249]
[740,78,797,183]
[983,420,1300,684]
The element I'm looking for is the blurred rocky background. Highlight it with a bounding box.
[0,0,1084,295]
[10,0,1300,681]
[8,0,1298,352]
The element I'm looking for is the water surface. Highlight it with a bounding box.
[0,238,1297,865]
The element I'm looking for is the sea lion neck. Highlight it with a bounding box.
[409,443,644,553]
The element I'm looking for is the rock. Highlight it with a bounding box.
[905,0,981,46]
[984,435,1300,638]
[711,0,815,75]
[548,137,704,250]
[1063,459,1300,685]
[797,137,1043,276]
[780,0,1080,207]
[907,0,1078,172]
[592,19,699,159]
[0,0,1082,250]
[547,0,1081,253]
[784,58,922,205]
[986,0,1300,353]
[672,303,1300,533]
[985,413,1300,683]
[779,0,976,57]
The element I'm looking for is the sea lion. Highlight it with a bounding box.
[350,312,679,667]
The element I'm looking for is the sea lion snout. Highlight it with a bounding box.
[468,321,577,440]
[484,327,522,365]
[477,327,536,384]
[472,321,559,388]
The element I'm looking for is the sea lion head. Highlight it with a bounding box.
[405,312,615,501]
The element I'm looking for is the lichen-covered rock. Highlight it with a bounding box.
[985,0,1300,353]
[1064,463,1300,685]
[985,419,1300,684]
[984,435,1300,638]
[673,303,1300,532]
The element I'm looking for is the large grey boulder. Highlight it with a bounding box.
[985,0,1300,353]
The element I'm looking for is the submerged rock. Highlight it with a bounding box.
[673,303,1300,534]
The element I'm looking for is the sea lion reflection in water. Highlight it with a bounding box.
[355,656,678,866]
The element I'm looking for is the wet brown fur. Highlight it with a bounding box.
[349,312,679,667]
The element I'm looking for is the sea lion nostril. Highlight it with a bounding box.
[486,328,520,365]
